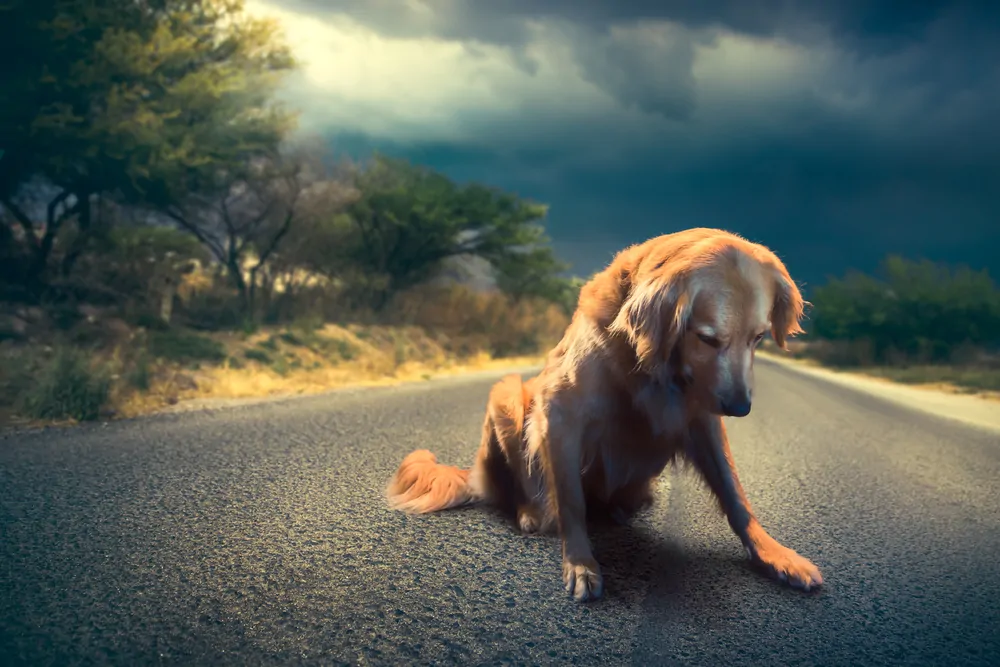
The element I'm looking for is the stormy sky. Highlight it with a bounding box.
[246,0,1000,292]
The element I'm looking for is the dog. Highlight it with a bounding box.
[386,228,822,602]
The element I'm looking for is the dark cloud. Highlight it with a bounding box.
[277,0,990,53]
[570,23,698,120]
[276,0,1000,290]
[276,0,1000,124]
[328,120,1000,294]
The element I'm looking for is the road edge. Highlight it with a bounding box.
[0,363,546,436]
[757,351,1000,435]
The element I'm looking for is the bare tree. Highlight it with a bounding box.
[163,145,355,321]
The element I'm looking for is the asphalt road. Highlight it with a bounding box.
[2,358,1000,666]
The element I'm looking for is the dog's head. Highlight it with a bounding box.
[610,236,805,417]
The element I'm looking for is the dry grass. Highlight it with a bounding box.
[113,323,547,418]
[0,285,567,425]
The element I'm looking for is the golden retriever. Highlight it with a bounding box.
[386,228,822,601]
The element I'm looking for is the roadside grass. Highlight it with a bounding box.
[0,285,561,426]
[761,339,1000,397]
[857,365,1000,393]
[15,347,111,422]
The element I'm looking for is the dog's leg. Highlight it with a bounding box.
[485,377,545,534]
[538,404,603,602]
[687,415,823,590]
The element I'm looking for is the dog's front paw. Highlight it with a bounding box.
[562,557,603,602]
[751,543,823,591]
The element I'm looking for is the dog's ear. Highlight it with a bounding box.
[770,268,806,350]
[609,268,693,371]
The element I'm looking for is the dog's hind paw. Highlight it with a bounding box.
[517,506,541,534]
[562,557,603,602]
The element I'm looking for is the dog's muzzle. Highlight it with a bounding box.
[719,389,752,417]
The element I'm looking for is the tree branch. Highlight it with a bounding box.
[46,190,72,232]
[254,207,294,269]
[165,206,226,264]
[0,195,39,249]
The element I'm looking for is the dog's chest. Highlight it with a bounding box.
[581,382,685,494]
[630,375,687,440]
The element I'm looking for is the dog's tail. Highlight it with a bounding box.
[386,373,530,514]
[385,449,479,514]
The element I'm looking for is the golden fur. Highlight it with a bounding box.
[386,228,822,601]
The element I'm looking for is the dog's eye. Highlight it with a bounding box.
[752,332,766,346]
[697,332,721,348]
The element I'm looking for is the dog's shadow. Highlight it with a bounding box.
[583,512,819,614]
[467,495,820,613]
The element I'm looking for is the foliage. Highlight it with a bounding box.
[294,155,562,308]
[244,348,272,364]
[69,222,210,311]
[147,329,226,364]
[18,346,110,421]
[0,0,572,322]
[0,1,579,427]
[808,256,1000,365]
[390,284,570,359]
[0,0,296,289]
[863,365,1000,392]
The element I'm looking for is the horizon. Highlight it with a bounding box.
[242,0,1000,291]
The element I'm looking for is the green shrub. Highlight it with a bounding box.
[279,331,304,346]
[19,348,110,421]
[271,357,290,376]
[127,353,152,390]
[331,337,357,361]
[809,257,1000,365]
[244,348,271,364]
[292,315,324,334]
[148,329,226,364]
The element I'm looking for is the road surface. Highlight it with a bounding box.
[2,358,999,666]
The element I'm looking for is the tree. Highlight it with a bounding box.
[162,147,354,320]
[0,0,296,293]
[340,156,465,307]
[337,155,562,308]
[809,256,1000,364]
[73,222,211,323]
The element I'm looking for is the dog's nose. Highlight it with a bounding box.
[720,394,752,417]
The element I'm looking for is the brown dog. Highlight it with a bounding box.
[386,228,823,601]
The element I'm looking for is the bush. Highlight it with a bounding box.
[388,284,569,358]
[808,257,1000,365]
[147,329,226,364]
[127,353,152,390]
[71,225,211,322]
[278,331,304,346]
[315,335,361,361]
[19,348,110,421]
[244,348,272,364]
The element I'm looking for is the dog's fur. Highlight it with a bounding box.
[386,228,823,601]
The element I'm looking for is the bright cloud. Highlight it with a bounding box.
[246,0,850,147]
